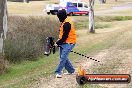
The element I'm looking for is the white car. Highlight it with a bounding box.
[45,4,60,15]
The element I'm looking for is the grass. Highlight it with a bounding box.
[0,35,113,88]
[0,29,113,87]
[94,0,132,11]
[0,54,59,88]
[7,1,48,14]
[0,55,8,75]
[111,9,132,16]
[2,37,114,87]
[0,13,132,87]
[73,16,132,29]
[82,22,132,87]
[2,0,132,87]
[1,19,132,88]
[73,16,111,30]
[7,0,132,14]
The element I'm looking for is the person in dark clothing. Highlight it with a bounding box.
[55,9,77,78]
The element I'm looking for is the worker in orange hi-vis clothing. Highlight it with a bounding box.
[54,9,77,78]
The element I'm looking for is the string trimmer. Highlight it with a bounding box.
[44,37,131,85]
[44,37,100,62]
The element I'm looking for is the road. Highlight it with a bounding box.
[95,2,132,16]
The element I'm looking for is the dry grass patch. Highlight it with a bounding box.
[111,8,132,15]
[7,1,47,14]
[7,0,132,14]
[4,16,59,62]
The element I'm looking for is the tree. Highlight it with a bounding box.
[89,0,95,33]
[0,0,8,54]
[103,0,106,3]
[23,0,29,3]
[0,0,8,73]
[99,0,106,4]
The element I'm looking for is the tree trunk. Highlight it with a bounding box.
[23,0,29,3]
[0,0,8,54]
[0,0,8,74]
[89,0,95,33]
[103,0,106,3]
[99,0,106,4]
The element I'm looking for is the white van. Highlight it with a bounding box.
[45,1,89,16]
[59,1,89,15]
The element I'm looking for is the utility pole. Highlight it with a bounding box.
[89,0,95,33]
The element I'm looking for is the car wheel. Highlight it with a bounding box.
[69,12,73,16]
[85,12,89,16]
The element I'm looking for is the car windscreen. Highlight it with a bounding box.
[72,3,77,7]
[78,3,83,7]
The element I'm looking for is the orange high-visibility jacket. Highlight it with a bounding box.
[59,17,76,44]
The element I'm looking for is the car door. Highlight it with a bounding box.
[83,3,89,12]
[67,2,79,13]
[77,2,83,12]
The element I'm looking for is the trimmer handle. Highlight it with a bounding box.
[53,45,55,54]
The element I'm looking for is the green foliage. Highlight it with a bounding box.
[95,22,110,29]
[1,15,132,87]
[95,16,132,22]
[74,20,88,30]
[0,31,115,87]
[74,16,132,30]
[4,16,59,62]
[74,20,110,30]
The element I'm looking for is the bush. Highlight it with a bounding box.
[0,55,8,74]
[4,16,59,62]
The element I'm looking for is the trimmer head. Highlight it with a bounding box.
[44,37,55,56]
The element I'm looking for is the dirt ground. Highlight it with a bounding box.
[9,1,131,88]
[31,49,132,88]
[31,19,132,88]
